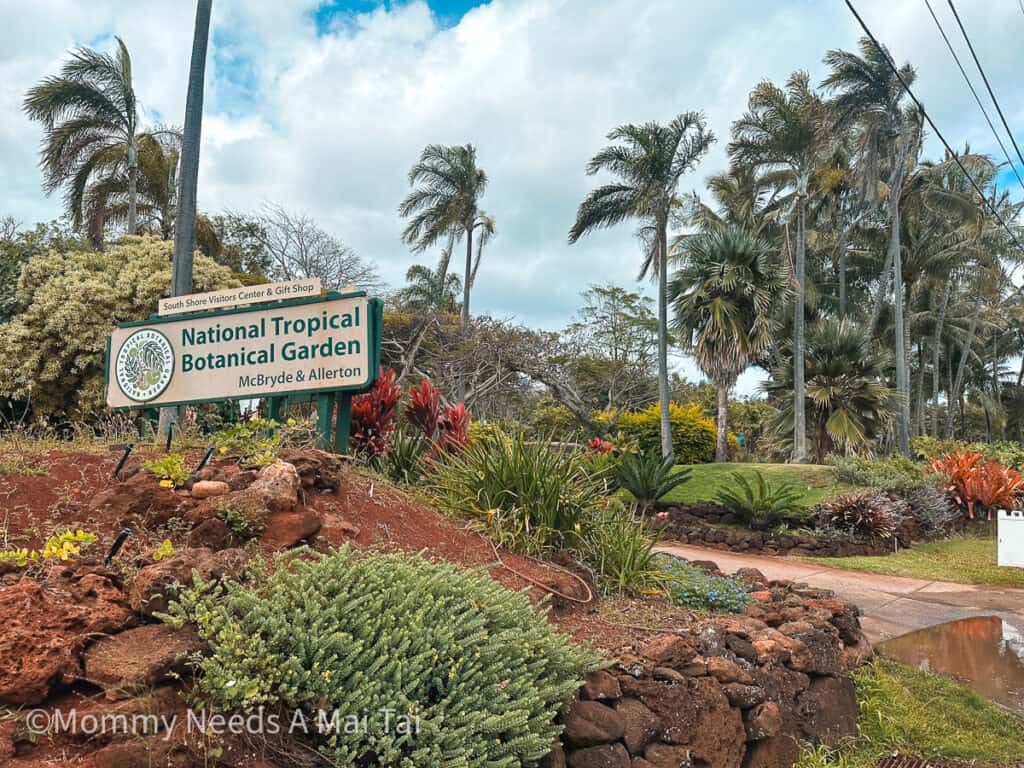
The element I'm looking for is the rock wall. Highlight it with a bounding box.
[550,570,870,768]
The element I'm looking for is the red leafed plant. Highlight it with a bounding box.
[349,367,402,455]
[438,402,470,452]
[404,379,443,437]
[928,451,1024,520]
[587,437,615,454]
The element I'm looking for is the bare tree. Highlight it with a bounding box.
[256,202,384,293]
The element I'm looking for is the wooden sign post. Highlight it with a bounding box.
[105,285,383,453]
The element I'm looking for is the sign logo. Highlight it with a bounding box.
[114,329,174,402]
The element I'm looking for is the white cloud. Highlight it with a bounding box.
[2,0,1022,393]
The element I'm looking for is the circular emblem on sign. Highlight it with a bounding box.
[115,329,174,402]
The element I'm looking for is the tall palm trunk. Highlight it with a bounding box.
[931,275,952,436]
[657,217,673,459]
[946,292,982,438]
[127,140,138,234]
[461,220,473,336]
[866,248,893,336]
[837,225,848,318]
[890,130,910,456]
[791,191,807,462]
[715,379,730,462]
[161,0,212,439]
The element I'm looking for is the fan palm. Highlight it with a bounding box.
[670,225,785,461]
[822,37,918,455]
[23,37,151,237]
[729,71,831,462]
[765,318,896,463]
[399,144,489,335]
[399,263,462,314]
[569,113,715,459]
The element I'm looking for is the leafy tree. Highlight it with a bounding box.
[0,235,236,419]
[201,212,272,280]
[0,218,85,323]
[671,225,785,461]
[823,37,919,455]
[569,113,715,458]
[765,318,895,463]
[23,37,159,238]
[399,144,491,334]
[729,71,831,462]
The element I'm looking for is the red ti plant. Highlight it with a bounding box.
[404,379,443,437]
[587,436,615,454]
[929,451,1024,520]
[438,402,470,452]
[349,367,401,455]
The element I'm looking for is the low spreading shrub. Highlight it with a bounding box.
[828,454,926,495]
[815,492,903,539]
[427,432,603,553]
[210,418,280,465]
[0,529,98,567]
[928,451,1024,520]
[614,451,691,512]
[714,470,809,529]
[656,555,750,614]
[164,547,601,767]
[577,502,661,594]
[594,402,717,464]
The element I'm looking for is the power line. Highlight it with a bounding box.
[946,0,1024,181]
[922,0,1024,193]
[842,0,1024,259]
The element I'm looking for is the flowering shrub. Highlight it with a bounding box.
[587,437,615,454]
[928,451,1024,520]
[349,367,402,455]
[0,529,98,567]
[657,555,750,613]
[143,453,189,488]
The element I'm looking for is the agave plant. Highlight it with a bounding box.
[714,470,807,529]
[614,451,692,513]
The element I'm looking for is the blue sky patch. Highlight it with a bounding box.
[311,0,487,34]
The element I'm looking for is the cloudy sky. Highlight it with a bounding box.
[1,0,1022,391]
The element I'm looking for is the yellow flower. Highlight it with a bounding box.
[159,479,173,488]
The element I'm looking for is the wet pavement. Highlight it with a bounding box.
[655,543,1024,643]
[875,616,1024,715]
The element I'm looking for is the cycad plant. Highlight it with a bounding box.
[570,113,715,458]
[23,37,152,239]
[615,450,692,512]
[714,470,806,529]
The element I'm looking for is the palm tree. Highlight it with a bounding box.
[399,144,489,335]
[82,131,182,246]
[671,225,784,460]
[399,263,462,313]
[765,318,895,463]
[729,70,831,463]
[569,113,715,459]
[23,37,153,237]
[822,37,918,456]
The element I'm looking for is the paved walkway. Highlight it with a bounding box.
[656,543,1024,643]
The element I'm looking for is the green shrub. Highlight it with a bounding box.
[615,451,691,511]
[910,436,1024,472]
[578,449,621,495]
[656,555,750,613]
[595,402,717,464]
[164,547,601,767]
[577,502,661,594]
[210,418,281,464]
[829,454,926,494]
[373,428,427,484]
[714,470,809,529]
[427,432,603,553]
[215,498,266,537]
[143,453,190,488]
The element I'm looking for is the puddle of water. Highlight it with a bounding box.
[876,616,1024,714]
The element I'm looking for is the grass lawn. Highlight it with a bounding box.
[661,462,858,508]
[799,535,1024,589]
[797,659,1024,767]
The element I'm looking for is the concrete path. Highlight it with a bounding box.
[656,543,1024,643]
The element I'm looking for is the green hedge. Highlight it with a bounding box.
[595,402,718,463]
[165,547,601,767]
